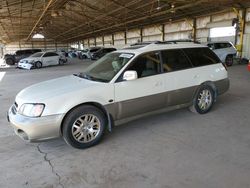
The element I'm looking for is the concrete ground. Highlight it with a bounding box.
[0,59,250,188]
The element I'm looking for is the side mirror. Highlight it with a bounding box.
[123,71,138,81]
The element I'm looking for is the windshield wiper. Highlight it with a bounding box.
[73,73,92,80]
[74,73,108,82]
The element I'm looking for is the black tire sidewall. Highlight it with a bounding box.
[62,105,106,149]
[35,61,42,68]
[59,59,64,65]
[194,85,215,114]
[225,55,233,66]
[6,58,15,65]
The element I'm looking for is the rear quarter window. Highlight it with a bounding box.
[183,47,221,67]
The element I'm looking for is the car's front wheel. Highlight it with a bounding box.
[35,61,42,68]
[190,85,215,114]
[6,58,15,65]
[62,105,106,149]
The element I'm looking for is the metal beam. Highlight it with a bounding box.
[26,0,56,40]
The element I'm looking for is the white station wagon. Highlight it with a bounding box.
[8,42,229,149]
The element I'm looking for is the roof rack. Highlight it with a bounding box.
[130,39,200,47]
[159,39,200,44]
[130,41,160,46]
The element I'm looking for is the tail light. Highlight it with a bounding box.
[247,61,250,72]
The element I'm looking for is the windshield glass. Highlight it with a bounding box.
[82,52,134,82]
[30,52,43,57]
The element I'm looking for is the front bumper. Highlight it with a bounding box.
[7,106,64,142]
[17,62,33,69]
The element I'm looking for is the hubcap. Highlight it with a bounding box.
[71,114,101,143]
[197,89,212,110]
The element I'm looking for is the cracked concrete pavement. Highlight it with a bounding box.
[1,59,250,188]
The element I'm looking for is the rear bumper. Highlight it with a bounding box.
[7,106,64,142]
[215,78,230,95]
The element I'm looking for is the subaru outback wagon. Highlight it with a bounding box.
[8,42,229,149]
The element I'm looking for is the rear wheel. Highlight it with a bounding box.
[225,55,233,66]
[35,61,42,69]
[62,105,106,149]
[59,59,64,65]
[190,85,215,114]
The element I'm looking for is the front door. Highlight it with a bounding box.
[114,51,165,120]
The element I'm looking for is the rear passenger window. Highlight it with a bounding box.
[161,49,192,72]
[128,52,161,78]
[183,48,220,67]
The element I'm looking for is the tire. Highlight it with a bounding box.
[6,58,15,65]
[58,59,64,65]
[62,105,106,149]
[225,55,233,66]
[35,61,42,69]
[82,55,87,59]
[189,85,215,114]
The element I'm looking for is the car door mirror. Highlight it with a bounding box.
[123,71,138,81]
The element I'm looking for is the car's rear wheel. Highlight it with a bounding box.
[225,55,233,66]
[59,59,64,65]
[190,85,215,114]
[35,61,42,69]
[62,105,106,149]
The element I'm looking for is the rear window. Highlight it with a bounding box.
[214,43,232,49]
[90,48,100,53]
[161,49,193,72]
[183,47,220,67]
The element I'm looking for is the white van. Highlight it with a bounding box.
[8,42,229,149]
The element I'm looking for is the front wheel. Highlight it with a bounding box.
[6,58,15,65]
[35,61,42,69]
[62,105,106,149]
[190,85,215,114]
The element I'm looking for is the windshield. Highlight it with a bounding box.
[80,52,134,82]
[30,52,43,57]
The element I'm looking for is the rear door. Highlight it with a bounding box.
[42,52,59,66]
[160,49,195,106]
[114,51,165,119]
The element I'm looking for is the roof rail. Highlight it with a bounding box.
[159,39,200,44]
[130,41,160,46]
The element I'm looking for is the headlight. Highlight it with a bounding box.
[27,60,35,64]
[18,103,45,117]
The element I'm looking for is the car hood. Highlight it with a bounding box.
[16,75,100,102]
[21,57,40,62]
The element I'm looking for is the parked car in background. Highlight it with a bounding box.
[17,51,67,69]
[206,41,237,66]
[88,47,102,59]
[91,47,117,60]
[4,49,42,65]
[76,49,90,59]
[248,61,250,71]
[8,42,229,149]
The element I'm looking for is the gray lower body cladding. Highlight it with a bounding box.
[106,78,229,121]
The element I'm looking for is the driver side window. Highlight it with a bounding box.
[127,52,161,78]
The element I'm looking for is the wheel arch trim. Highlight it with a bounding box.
[60,102,113,136]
